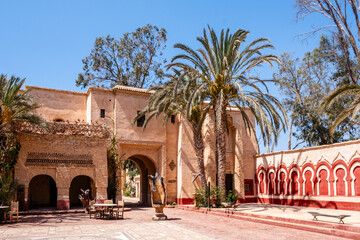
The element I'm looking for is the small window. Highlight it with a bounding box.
[244,179,254,195]
[171,115,176,124]
[137,111,145,127]
[54,118,64,122]
[100,109,105,118]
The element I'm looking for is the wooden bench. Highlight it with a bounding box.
[308,211,351,224]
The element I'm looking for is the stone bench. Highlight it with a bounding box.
[308,211,351,224]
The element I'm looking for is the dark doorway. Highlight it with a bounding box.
[225,174,234,195]
[69,175,95,208]
[29,175,57,209]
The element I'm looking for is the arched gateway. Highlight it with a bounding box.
[29,175,57,209]
[70,175,95,208]
[126,155,156,205]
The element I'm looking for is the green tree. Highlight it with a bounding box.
[76,24,167,89]
[274,36,360,148]
[322,84,360,134]
[0,74,46,174]
[133,70,211,189]
[167,27,286,194]
[296,0,360,85]
[0,172,18,205]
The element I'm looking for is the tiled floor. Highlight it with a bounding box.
[0,206,352,240]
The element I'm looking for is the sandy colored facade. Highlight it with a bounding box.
[14,85,258,210]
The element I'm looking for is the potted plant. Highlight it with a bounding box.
[78,189,90,212]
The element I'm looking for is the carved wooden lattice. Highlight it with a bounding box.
[25,152,93,167]
[15,121,109,138]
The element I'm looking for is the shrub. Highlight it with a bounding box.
[210,186,224,208]
[225,190,238,204]
[123,189,131,197]
[194,188,208,207]
[0,172,19,206]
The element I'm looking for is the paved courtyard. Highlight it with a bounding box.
[0,206,352,240]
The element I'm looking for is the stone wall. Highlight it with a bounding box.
[15,133,108,210]
[255,140,360,210]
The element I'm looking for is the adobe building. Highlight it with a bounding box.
[13,85,360,211]
[14,85,258,210]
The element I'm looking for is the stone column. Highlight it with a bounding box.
[57,187,70,210]
[96,187,107,201]
[23,186,29,210]
[234,128,245,199]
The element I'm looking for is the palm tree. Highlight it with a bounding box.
[0,74,45,133]
[133,71,211,189]
[0,74,45,173]
[322,84,360,134]
[167,27,287,194]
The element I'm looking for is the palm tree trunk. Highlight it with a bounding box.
[192,124,207,190]
[215,92,227,196]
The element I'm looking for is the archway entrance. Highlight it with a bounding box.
[124,155,156,206]
[29,175,57,209]
[69,175,95,208]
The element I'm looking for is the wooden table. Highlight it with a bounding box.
[0,206,9,223]
[93,203,118,219]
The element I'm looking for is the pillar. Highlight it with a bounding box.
[57,187,70,210]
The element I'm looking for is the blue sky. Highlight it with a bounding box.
[0,1,329,153]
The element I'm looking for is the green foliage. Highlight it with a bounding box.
[0,172,19,206]
[168,26,286,193]
[107,136,119,201]
[274,36,360,148]
[0,74,46,132]
[76,24,167,89]
[0,74,45,174]
[225,190,238,204]
[194,186,228,208]
[123,189,131,197]
[210,186,225,207]
[322,84,360,133]
[0,133,21,173]
[133,71,210,189]
[123,160,139,197]
[194,188,208,207]
[124,181,135,197]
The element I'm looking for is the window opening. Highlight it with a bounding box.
[171,115,176,124]
[100,109,105,118]
[137,111,145,127]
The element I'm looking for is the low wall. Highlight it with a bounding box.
[255,140,360,210]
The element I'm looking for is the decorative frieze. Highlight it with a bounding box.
[25,152,94,167]
[16,121,109,138]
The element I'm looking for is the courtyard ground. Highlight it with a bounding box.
[0,204,358,240]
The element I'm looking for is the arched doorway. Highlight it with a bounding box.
[124,155,156,205]
[69,175,95,208]
[29,175,57,209]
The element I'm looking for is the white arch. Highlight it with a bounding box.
[350,162,360,196]
[302,167,314,196]
[267,169,276,195]
[316,165,331,196]
[257,169,267,194]
[289,168,300,195]
[333,164,348,196]
[277,168,287,195]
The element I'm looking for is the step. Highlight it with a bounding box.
[176,206,360,239]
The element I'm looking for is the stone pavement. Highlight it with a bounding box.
[230,203,360,226]
[0,205,355,240]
